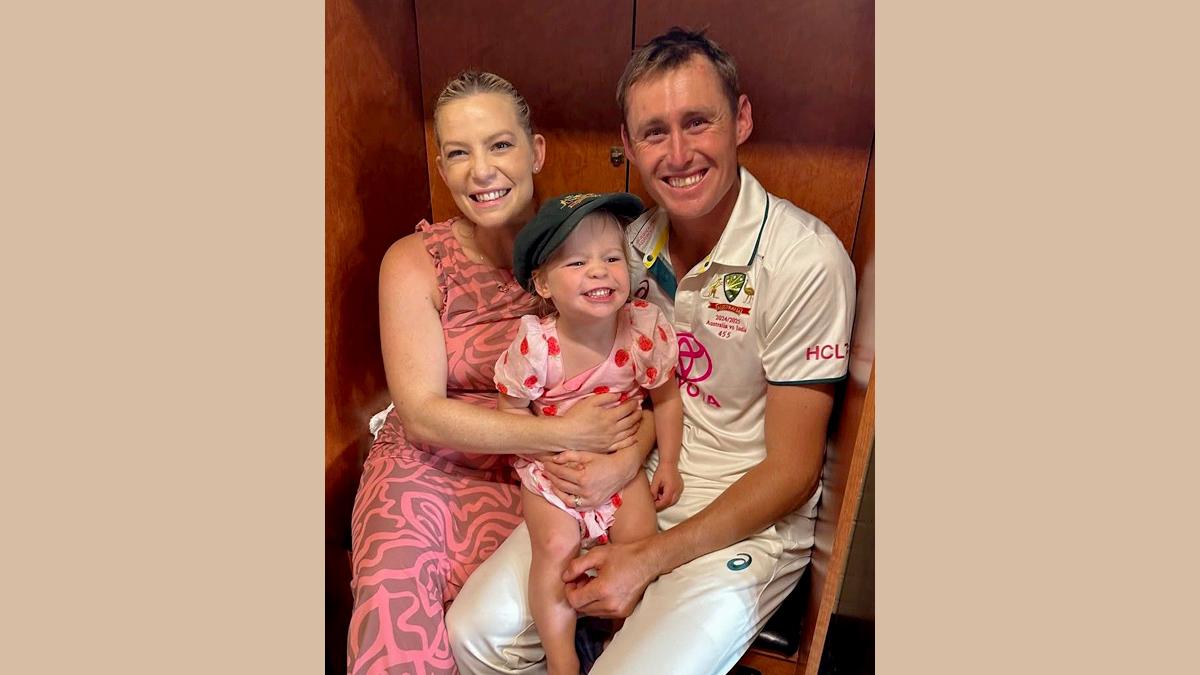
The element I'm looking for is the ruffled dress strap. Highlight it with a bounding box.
[415,217,465,310]
[416,217,531,322]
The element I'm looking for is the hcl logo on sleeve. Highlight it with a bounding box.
[805,343,850,360]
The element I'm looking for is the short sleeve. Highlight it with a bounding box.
[493,315,551,400]
[760,236,856,384]
[628,300,678,389]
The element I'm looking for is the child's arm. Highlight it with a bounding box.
[497,392,535,416]
[647,374,684,510]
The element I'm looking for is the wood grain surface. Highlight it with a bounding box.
[326,0,429,670]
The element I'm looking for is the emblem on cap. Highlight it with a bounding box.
[559,193,601,209]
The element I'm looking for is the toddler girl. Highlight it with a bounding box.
[493,192,683,675]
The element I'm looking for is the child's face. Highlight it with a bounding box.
[533,213,630,321]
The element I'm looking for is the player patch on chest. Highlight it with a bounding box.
[700,272,755,340]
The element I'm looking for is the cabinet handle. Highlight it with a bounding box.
[610,146,625,167]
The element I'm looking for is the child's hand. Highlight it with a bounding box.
[650,463,683,511]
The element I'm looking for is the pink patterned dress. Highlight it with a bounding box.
[493,301,678,544]
[348,218,542,675]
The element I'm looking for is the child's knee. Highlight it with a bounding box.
[531,524,580,560]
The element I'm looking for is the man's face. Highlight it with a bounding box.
[621,56,752,226]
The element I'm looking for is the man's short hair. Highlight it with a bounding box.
[616,27,740,126]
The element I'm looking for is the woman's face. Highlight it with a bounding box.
[435,93,546,230]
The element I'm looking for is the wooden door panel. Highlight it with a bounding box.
[415,0,634,223]
[632,0,874,251]
[326,0,430,670]
[327,0,430,471]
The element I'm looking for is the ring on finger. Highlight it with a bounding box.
[573,495,582,508]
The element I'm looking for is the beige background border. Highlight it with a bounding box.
[5,1,1197,673]
[4,2,324,672]
[877,1,1198,673]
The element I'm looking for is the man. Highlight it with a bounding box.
[448,28,855,674]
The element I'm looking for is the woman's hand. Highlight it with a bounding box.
[559,394,642,454]
[542,446,642,509]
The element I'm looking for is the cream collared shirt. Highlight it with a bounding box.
[625,168,856,542]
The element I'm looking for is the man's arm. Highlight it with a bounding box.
[563,382,834,617]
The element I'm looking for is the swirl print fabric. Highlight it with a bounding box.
[347,218,542,674]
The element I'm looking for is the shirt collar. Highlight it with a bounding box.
[625,167,770,272]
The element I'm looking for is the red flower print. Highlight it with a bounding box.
[618,392,630,403]
[497,383,508,395]
[646,367,658,381]
[633,300,649,308]
[543,405,558,416]
[597,533,609,544]
[524,375,538,388]
[592,386,609,394]
[611,493,623,508]
[657,325,668,342]
[637,335,653,352]
[614,349,630,367]
[520,337,529,355]
[547,336,560,356]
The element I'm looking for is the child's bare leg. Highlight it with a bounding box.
[600,472,659,637]
[523,487,582,675]
[607,471,658,544]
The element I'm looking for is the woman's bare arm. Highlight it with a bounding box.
[379,233,640,455]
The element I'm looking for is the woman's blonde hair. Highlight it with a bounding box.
[433,71,534,146]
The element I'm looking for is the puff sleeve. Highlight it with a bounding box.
[493,315,551,401]
[628,300,678,390]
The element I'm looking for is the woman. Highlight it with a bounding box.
[347,71,654,675]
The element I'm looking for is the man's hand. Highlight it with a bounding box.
[562,539,662,618]
[649,463,683,511]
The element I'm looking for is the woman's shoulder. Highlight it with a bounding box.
[380,222,445,295]
[385,216,461,262]
[381,230,430,274]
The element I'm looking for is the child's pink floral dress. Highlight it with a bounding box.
[493,300,678,544]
